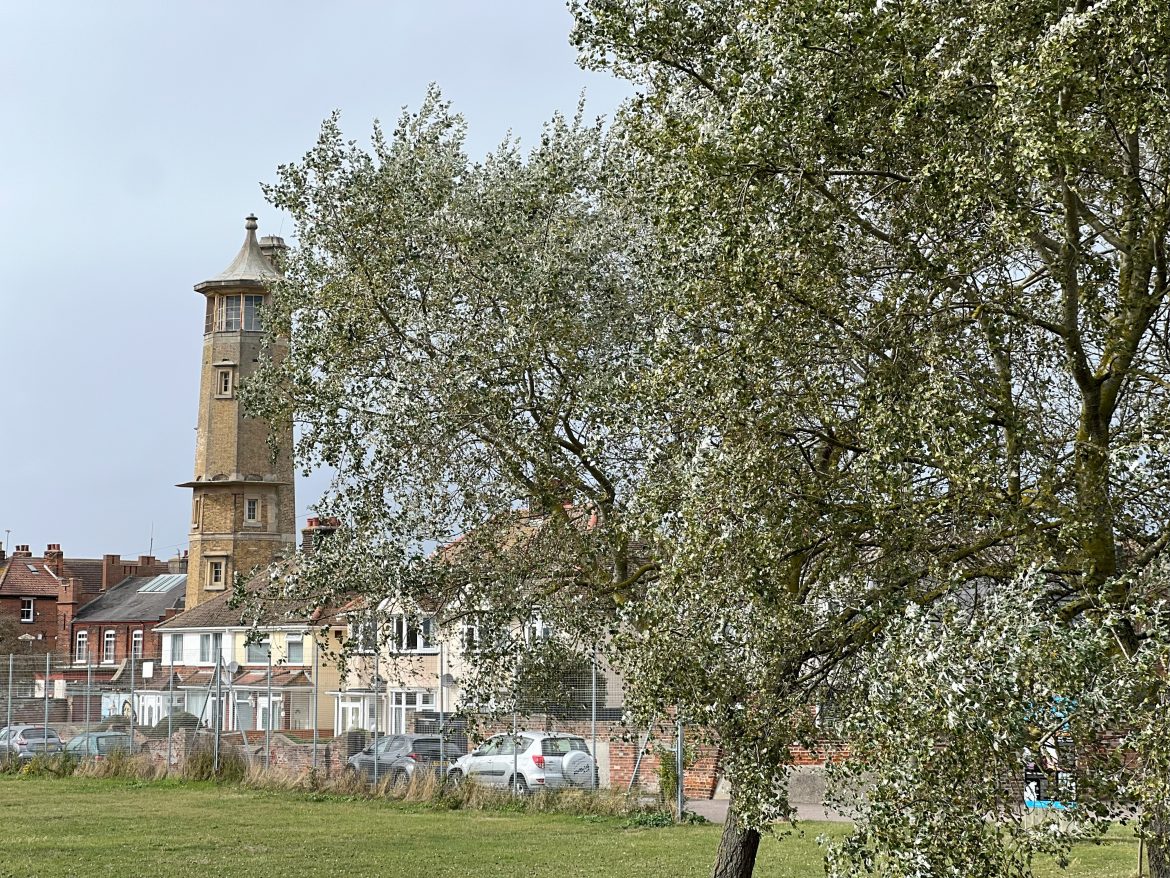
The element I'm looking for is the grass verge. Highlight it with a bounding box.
[0,775,1140,878]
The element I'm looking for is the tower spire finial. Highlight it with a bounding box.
[245,214,258,231]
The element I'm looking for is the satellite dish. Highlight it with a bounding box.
[227,661,241,674]
[441,674,456,686]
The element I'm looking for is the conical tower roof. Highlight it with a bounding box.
[194,214,279,292]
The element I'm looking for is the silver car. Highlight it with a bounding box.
[449,732,597,793]
[0,725,63,761]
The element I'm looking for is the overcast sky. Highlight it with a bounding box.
[0,2,630,561]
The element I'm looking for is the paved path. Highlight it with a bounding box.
[684,799,849,824]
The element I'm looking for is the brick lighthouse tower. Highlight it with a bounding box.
[180,215,295,609]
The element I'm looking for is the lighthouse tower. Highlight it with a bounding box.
[180,215,295,609]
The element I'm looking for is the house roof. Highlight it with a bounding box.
[0,555,104,598]
[73,574,186,623]
[155,568,329,631]
[173,668,313,690]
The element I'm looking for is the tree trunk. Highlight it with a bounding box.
[711,802,761,878]
[1148,815,1170,878]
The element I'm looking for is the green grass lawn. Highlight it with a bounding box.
[0,776,1138,877]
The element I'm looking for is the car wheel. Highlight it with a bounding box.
[391,769,409,790]
[448,769,463,787]
[512,774,529,795]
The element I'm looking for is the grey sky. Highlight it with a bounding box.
[0,2,629,560]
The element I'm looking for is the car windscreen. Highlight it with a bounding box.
[410,739,443,757]
[21,729,56,741]
[96,736,130,753]
[541,738,589,756]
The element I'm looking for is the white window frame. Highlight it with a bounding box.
[207,558,226,590]
[285,632,304,664]
[246,636,271,665]
[103,629,116,664]
[199,633,213,663]
[131,630,143,659]
[389,614,436,654]
[19,598,33,623]
[170,633,184,664]
[244,497,260,526]
[215,368,233,399]
[350,614,377,655]
[75,630,88,663]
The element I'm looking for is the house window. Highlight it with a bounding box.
[208,559,225,590]
[75,630,88,663]
[19,598,33,623]
[387,690,435,735]
[390,615,435,653]
[131,630,143,659]
[170,633,184,664]
[351,614,377,654]
[103,630,116,664]
[285,633,304,664]
[523,615,552,645]
[215,369,233,398]
[199,633,213,663]
[246,637,270,664]
[461,621,480,653]
[244,498,259,524]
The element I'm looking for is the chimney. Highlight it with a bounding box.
[300,516,339,555]
[14,545,31,558]
[168,550,189,574]
[101,554,123,590]
[259,234,287,268]
[44,544,64,576]
[0,543,6,562]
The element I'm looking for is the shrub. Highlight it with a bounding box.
[183,738,247,783]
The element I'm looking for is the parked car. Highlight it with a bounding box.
[0,725,63,761]
[448,732,597,793]
[64,732,133,760]
[346,733,459,786]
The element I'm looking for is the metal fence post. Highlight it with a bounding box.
[43,653,50,732]
[129,647,137,744]
[676,714,685,822]
[591,647,598,791]
[312,641,319,772]
[85,655,92,728]
[7,654,13,731]
[167,650,174,773]
[372,649,380,788]
[266,640,272,771]
[512,709,519,795]
[213,634,222,775]
[438,642,445,769]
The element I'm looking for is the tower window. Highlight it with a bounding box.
[208,559,225,589]
[215,369,233,398]
[213,295,264,331]
[215,295,242,331]
[244,497,259,524]
[244,295,264,331]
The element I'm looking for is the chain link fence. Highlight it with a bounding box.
[0,647,716,810]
